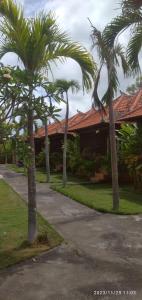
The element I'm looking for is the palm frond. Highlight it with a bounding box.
[35,12,69,45]
[92,64,105,111]
[0,0,29,66]
[0,0,96,91]
[89,21,109,63]
[114,43,129,75]
[127,24,142,72]
[46,43,96,91]
[26,12,69,72]
[0,0,25,28]
[102,63,119,105]
[122,0,142,11]
[55,79,80,94]
[103,11,142,47]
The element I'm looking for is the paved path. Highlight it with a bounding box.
[0,165,142,300]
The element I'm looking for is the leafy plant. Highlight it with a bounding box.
[76,159,95,178]
[50,152,62,172]
[67,136,81,173]
[36,150,45,168]
[118,123,142,190]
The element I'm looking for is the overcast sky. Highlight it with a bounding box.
[2,0,137,117]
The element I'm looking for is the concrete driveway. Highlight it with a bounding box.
[0,165,142,300]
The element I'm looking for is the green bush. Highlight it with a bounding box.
[66,136,111,179]
[76,159,95,178]
[36,149,62,171]
[50,152,62,171]
[0,140,13,163]
[118,123,142,190]
[36,149,45,167]
[67,136,81,173]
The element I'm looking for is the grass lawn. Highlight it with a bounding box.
[8,164,142,214]
[0,179,63,269]
[52,182,142,215]
[8,164,84,184]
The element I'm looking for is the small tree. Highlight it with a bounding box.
[55,79,80,187]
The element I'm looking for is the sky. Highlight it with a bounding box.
[2,0,138,118]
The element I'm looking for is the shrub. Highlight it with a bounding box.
[36,149,45,167]
[76,159,95,178]
[67,136,81,173]
[50,152,62,171]
[118,123,142,190]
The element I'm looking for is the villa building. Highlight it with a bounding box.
[35,89,142,156]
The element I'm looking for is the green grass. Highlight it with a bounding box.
[52,183,142,215]
[8,164,84,184]
[8,164,142,214]
[0,179,63,269]
[8,164,26,175]
[8,164,48,182]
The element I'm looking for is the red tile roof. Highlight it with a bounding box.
[119,106,142,121]
[69,90,142,131]
[35,111,86,138]
[68,108,106,131]
[35,89,142,137]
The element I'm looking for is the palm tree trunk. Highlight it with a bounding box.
[63,92,69,187]
[27,103,37,243]
[109,98,119,210]
[45,117,50,183]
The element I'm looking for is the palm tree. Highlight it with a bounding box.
[43,83,61,183]
[90,24,129,210]
[55,79,80,187]
[36,82,61,183]
[37,93,61,183]
[0,0,96,242]
[103,0,142,73]
[44,105,61,183]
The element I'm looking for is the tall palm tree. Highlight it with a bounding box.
[90,24,129,210]
[35,82,61,183]
[55,79,80,187]
[103,0,142,73]
[44,105,61,183]
[37,91,61,183]
[0,0,96,242]
[43,83,61,183]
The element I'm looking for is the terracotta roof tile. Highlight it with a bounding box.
[69,90,142,131]
[35,111,86,138]
[119,105,142,121]
[35,89,142,137]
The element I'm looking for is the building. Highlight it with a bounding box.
[35,89,142,156]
